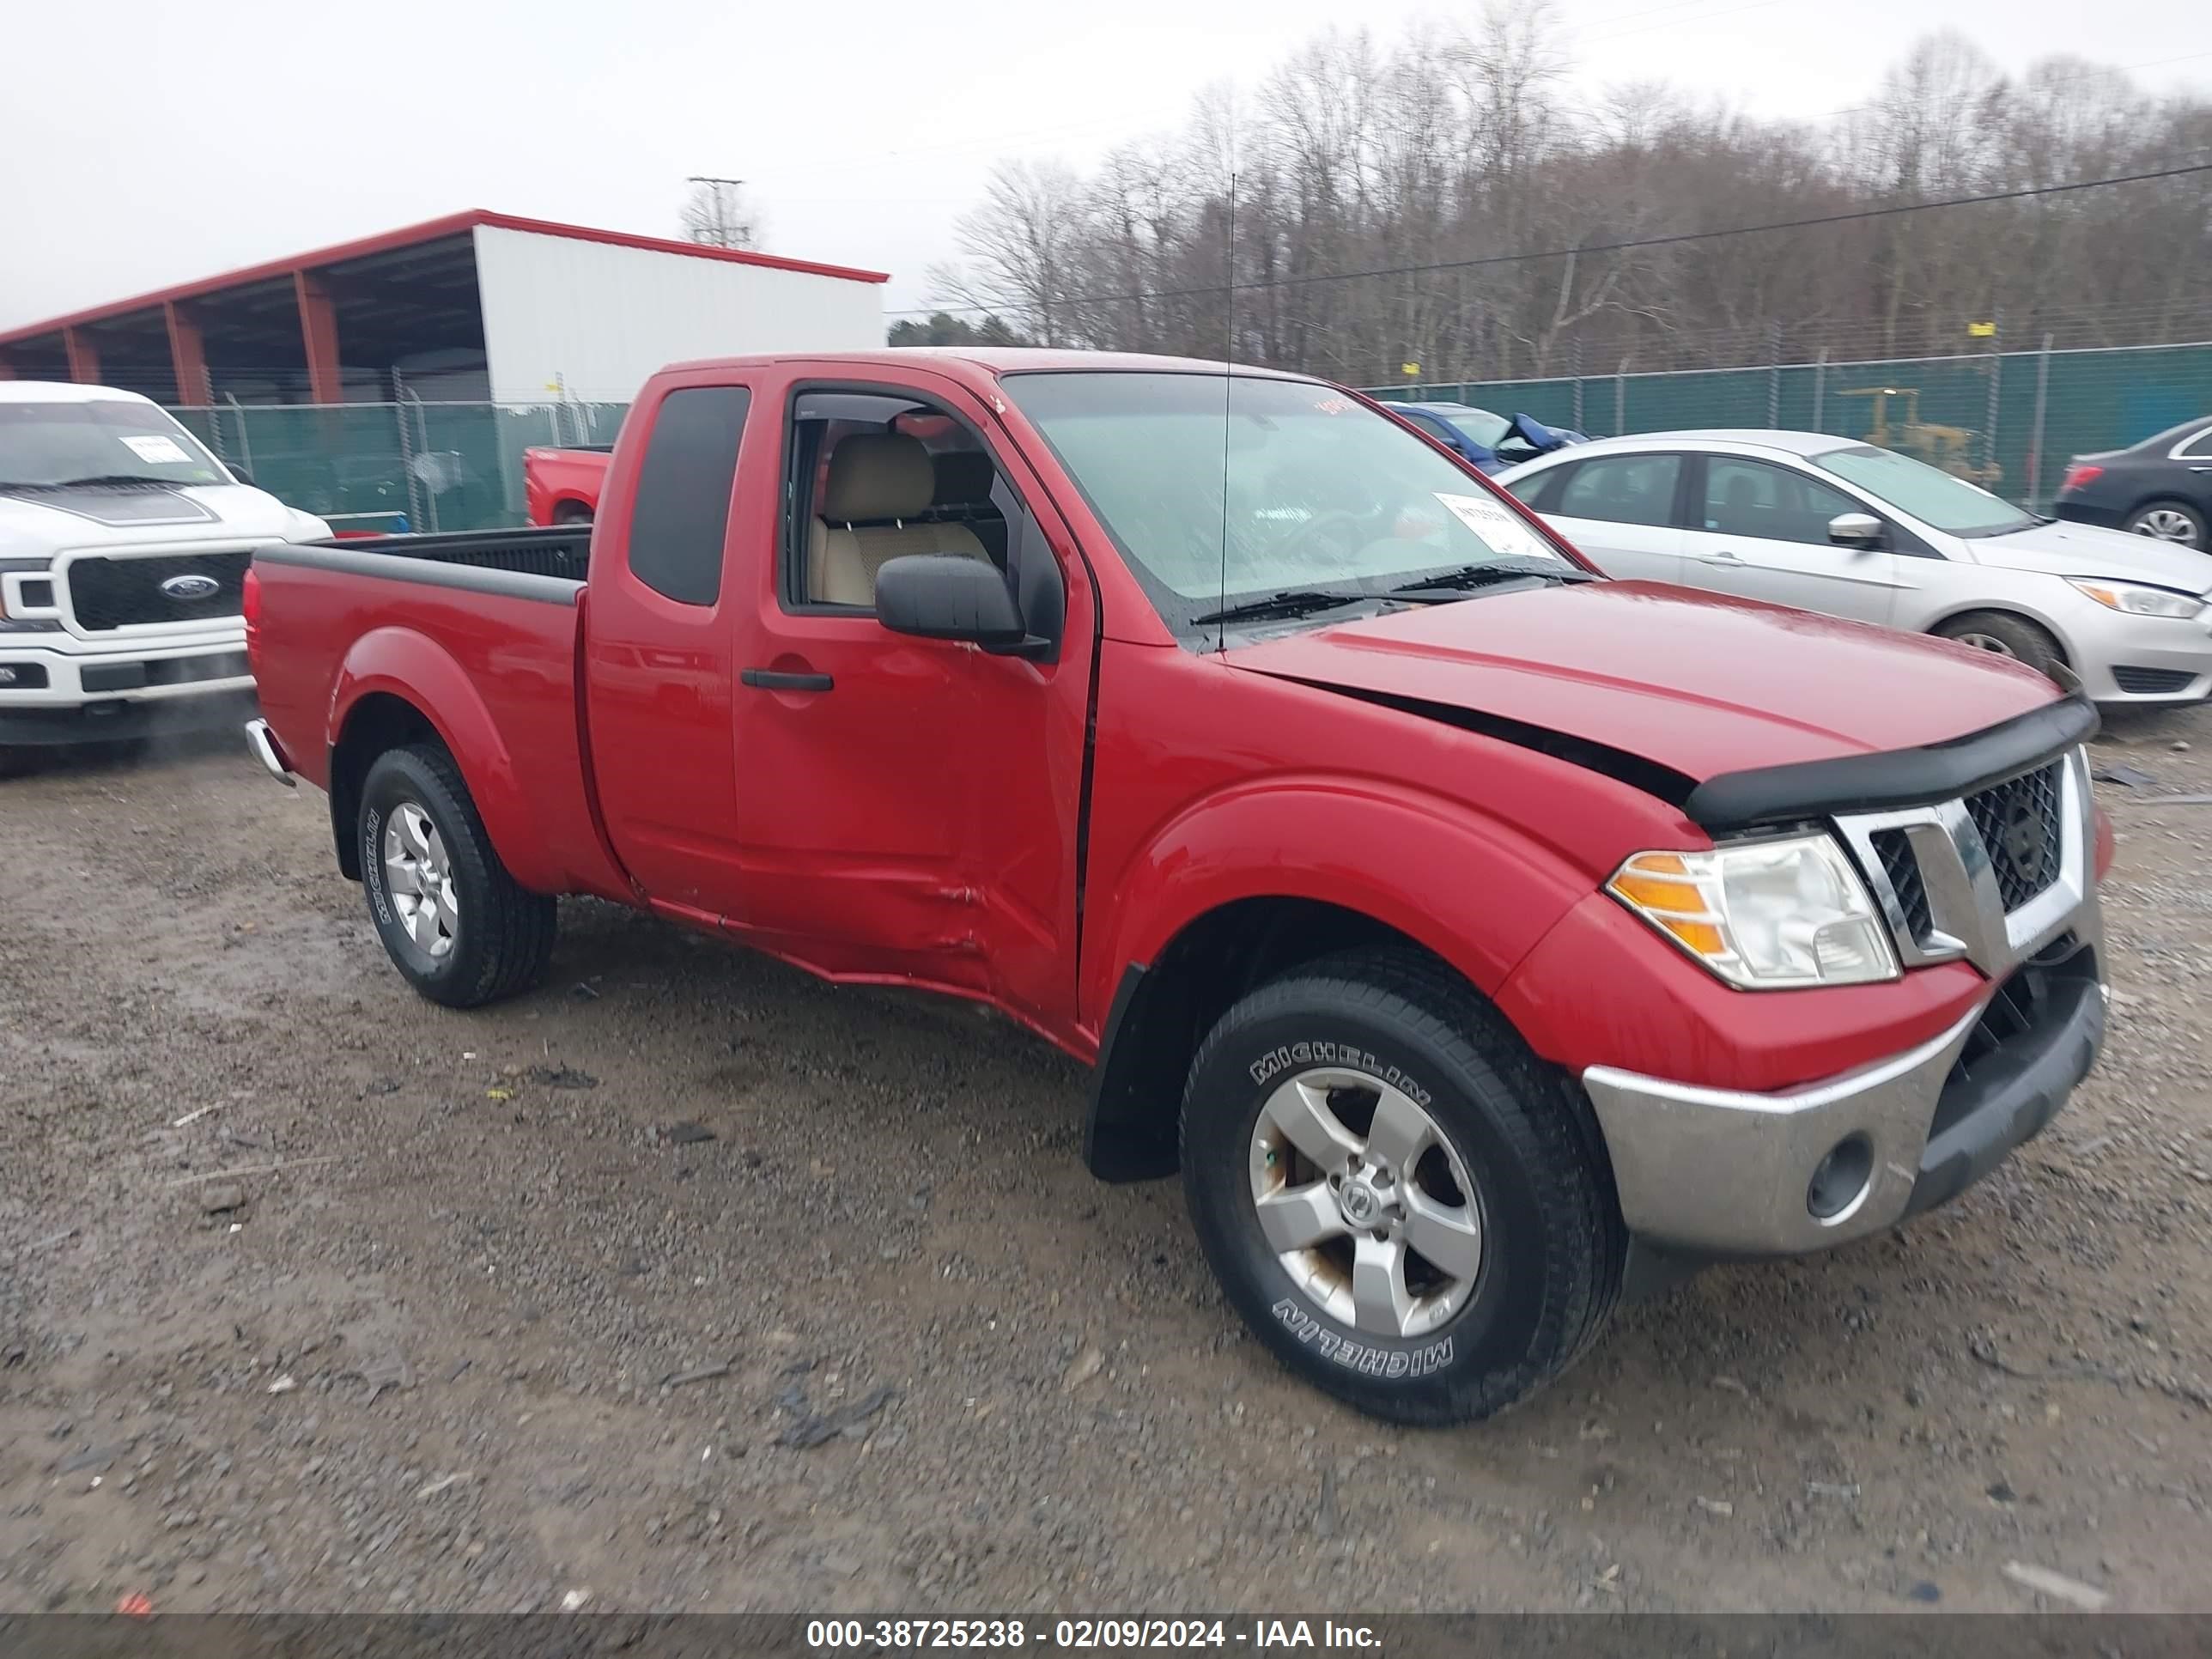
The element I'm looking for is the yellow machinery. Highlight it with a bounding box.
[1836,386,2002,488]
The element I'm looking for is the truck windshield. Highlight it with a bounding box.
[1810,444,2035,538]
[0,401,232,489]
[1006,371,1571,634]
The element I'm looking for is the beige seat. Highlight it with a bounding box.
[808,433,991,606]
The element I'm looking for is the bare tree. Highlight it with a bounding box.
[681,178,762,251]
[933,11,2212,386]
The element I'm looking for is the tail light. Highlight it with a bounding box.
[2059,463,2103,494]
[242,564,262,674]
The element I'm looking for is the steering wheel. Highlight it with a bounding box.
[1275,509,1373,569]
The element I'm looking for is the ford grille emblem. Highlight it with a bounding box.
[161,573,222,602]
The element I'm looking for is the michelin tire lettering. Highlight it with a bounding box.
[1248,1040,1433,1106]
[364,809,392,927]
[1272,1297,1454,1377]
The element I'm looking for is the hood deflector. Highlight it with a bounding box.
[1270,674,2096,836]
[1685,693,2098,831]
[1268,674,1698,809]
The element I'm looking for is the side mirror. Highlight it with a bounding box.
[1827,512,1885,551]
[876,556,1048,657]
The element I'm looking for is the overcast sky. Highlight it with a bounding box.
[2,0,2206,334]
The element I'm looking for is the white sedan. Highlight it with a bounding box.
[1495,429,2212,705]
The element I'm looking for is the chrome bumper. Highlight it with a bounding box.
[1583,947,2104,1257]
[245,718,295,787]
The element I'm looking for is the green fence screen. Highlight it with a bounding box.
[170,400,629,534]
[165,343,2210,533]
[1366,340,2212,509]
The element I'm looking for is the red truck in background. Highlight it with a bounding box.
[522,442,611,525]
[244,349,2112,1425]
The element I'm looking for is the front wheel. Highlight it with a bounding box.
[1180,949,1624,1425]
[359,744,556,1008]
[1934,611,2065,682]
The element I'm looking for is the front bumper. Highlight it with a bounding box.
[0,631,253,744]
[2063,604,2212,704]
[1583,940,2104,1256]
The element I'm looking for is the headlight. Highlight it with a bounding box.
[2066,578,2205,619]
[1607,835,1899,989]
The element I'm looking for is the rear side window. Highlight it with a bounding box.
[1504,462,1571,512]
[629,386,750,605]
[2177,426,2212,460]
[1556,454,1681,527]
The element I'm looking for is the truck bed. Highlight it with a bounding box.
[306,525,591,580]
[251,526,626,902]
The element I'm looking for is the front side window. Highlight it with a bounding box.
[1701,459,1861,546]
[783,392,1016,611]
[628,386,750,605]
[1556,454,1681,528]
[1810,444,2033,537]
[0,400,230,489]
[1005,372,1570,635]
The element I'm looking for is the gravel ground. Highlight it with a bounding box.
[2,708,2209,1617]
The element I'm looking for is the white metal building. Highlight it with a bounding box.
[0,210,890,407]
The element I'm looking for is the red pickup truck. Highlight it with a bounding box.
[244,349,2112,1425]
[522,443,611,526]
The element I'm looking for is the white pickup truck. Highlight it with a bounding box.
[0,383,331,771]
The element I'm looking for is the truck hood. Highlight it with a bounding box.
[1966,517,2212,592]
[0,483,329,559]
[1227,580,2063,787]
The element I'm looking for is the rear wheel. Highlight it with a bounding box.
[1935,611,2065,681]
[1180,948,1624,1425]
[359,744,556,1008]
[2124,501,2205,549]
[552,501,593,526]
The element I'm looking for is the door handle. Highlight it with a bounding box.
[740,668,834,692]
[1702,550,1744,564]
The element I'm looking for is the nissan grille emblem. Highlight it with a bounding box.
[2001,799,2050,888]
[161,573,222,602]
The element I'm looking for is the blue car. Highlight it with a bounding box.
[1389,402,1588,474]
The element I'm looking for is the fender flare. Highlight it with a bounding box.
[325,626,561,894]
[1079,779,1595,1180]
[1091,777,1593,1014]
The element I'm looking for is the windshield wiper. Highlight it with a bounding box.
[1390,559,1594,596]
[1189,589,1377,627]
[50,474,185,489]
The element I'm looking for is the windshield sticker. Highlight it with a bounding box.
[1311,396,1354,415]
[121,435,191,465]
[1432,492,1559,561]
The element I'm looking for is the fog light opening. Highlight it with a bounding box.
[1808,1133,1875,1222]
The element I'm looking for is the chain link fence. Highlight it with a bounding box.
[167,399,629,534]
[149,337,2209,532]
[1370,338,2212,510]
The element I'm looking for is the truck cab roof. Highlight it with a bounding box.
[0,380,163,404]
[660,347,1315,382]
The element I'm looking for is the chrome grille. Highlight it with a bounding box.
[1963,761,2064,912]
[1870,829,1931,942]
[1834,749,2088,977]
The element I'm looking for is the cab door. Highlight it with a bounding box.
[580,374,755,917]
[723,369,1097,1030]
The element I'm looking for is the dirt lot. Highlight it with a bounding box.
[2,709,2209,1618]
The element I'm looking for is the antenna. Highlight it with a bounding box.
[1216,165,1237,657]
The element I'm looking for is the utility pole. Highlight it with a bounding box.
[684,175,749,249]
